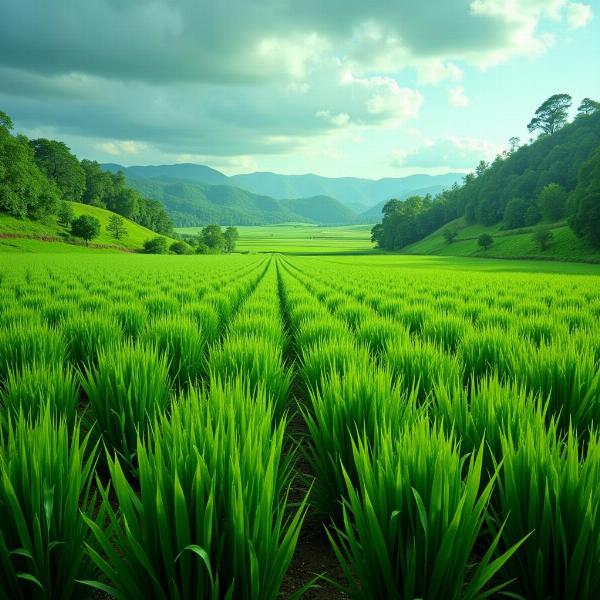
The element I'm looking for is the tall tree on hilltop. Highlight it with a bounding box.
[527,94,572,136]
[577,98,600,117]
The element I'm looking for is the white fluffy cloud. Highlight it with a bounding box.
[392,136,501,170]
[448,86,470,108]
[567,2,594,28]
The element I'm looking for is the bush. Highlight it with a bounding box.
[169,240,193,255]
[57,201,75,226]
[0,411,97,599]
[532,226,553,250]
[71,214,101,245]
[143,236,168,254]
[478,233,494,251]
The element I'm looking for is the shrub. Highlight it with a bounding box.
[532,226,553,250]
[0,411,98,599]
[169,240,193,255]
[143,236,168,254]
[477,233,494,251]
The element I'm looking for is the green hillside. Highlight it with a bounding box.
[0,202,175,252]
[403,218,600,263]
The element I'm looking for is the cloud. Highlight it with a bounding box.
[95,140,148,156]
[448,85,470,108]
[391,136,500,170]
[567,2,593,28]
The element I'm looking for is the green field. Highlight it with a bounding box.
[1,250,600,599]
[176,223,375,254]
[0,202,176,252]
[404,217,600,263]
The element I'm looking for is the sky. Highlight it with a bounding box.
[0,0,598,179]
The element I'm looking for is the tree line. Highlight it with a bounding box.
[372,95,600,250]
[144,225,240,255]
[0,110,172,236]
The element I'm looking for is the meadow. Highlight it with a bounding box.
[176,223,375,254]
[1,251,600,599]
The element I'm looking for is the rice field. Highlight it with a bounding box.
[1,252,600,599]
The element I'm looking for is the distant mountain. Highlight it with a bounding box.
[102,163,461,226]
[360,184,452,221]
[230,172,463,209]
[102,162,229,186]
[283,195,358,224]
[122,175,356,226]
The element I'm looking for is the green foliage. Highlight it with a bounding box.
[143,236,169,254]
[570,147,600,247]
[538,182,567,221]
[57,201,75,226]
[443,227,458,243]
[527,93,572,135]
[503,197,528,229]
[330,419,524,600]
[83,381,306,600]
[200,224,225,251]
[169,240,193,254]
[70,214,101,244]
[303,366,418,519]
[223,226,239,252]
[142,316,206,389]
[30,139,86,202]
[493,427,600,600]
[532,225,553,250]
[0,364,79,429]
[106,213,127,240]
[81,343,171,470]
[478,233,494,250]
[0,411,98,599]
[0,324,66,384]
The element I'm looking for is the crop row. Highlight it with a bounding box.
[1,252,600,599]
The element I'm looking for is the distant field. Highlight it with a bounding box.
[175,223,376,254]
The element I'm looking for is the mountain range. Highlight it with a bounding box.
[102,163,462,226]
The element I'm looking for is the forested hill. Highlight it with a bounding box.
[372,96,600,253]
[124,176,357,226]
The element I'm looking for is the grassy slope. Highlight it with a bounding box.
[403,218,600,263]
[0,202,176,252]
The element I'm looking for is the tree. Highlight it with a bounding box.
[443,227,458,244]
[478,233,494,251]
[57,201,75,226]
[71,214,100,245]
[570,147,600,247]
[169,241,193,255]
[527,94,572,136]
[503,197,528,229]
[577,98,600,117]
[143,236,168,254]
[523,203,541,226]
[533,227,553,251]
[508,137,520,153]
[538,183,567,222]
[107,214,127,240]
[0,110,13,131]
[223,226,239,253]
[30,139,86,201]
[200,225,225,251]
[0,110,59,219]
